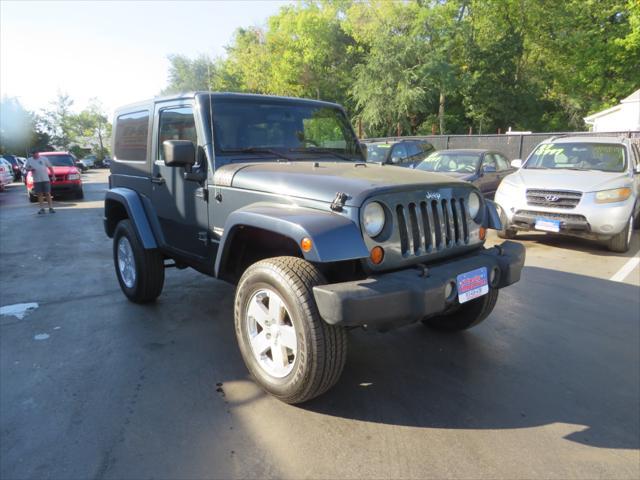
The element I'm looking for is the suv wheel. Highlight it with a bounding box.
[607,216,633,253]
[234,257,347,404]
[113,219,165,303]
[422,288,499,331]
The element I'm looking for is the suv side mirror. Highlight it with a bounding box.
[483,164,497,173]
[634,163,640,174]
[511,159,522,168]
[163,140,196,167]
[391,155,401,164]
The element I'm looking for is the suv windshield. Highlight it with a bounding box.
[211,98,361,160]
[42,154,75,167]
[416,152,480,173]
[525,142,626,172]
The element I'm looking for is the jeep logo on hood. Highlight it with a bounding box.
[425,192,442,200]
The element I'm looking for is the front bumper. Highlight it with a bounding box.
[313,241,525,329]
[495,190,634,237]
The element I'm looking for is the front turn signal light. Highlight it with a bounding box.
[300,237,313,252]
[370,246,384,264]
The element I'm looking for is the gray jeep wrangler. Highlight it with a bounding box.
[104,92,525,403]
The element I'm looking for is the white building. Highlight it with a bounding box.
[584,89,640,132]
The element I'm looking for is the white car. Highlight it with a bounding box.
[495,136,640,252]
[0,158,14,189]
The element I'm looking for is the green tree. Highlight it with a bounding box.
[0,97,50,155]
[163,54,215,94]
[70,100,112,159]
[41,93,75,149]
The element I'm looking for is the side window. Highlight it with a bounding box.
[114,110,149,161]
[419,142,434,158]
[482,154,498,171]
[391,143,408,163]
[158,107,197,161]
[495,154,510,171]
[406,142,421,161]
[631,144,640,168]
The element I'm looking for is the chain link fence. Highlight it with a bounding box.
[364,131,640,160]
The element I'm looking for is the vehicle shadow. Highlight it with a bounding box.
[301,266,640,450]
[510,231,640,258]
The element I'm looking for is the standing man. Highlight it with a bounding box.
[25,151,55,214]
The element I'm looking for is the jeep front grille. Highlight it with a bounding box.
[395,198,469,256]
[526,189,582,209]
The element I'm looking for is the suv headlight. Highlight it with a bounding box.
[362,202,385,237]
[595,187,631,204]
[467,192,481,220]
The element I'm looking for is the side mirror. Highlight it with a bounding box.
[634,164,640,174]
[483,164,497,173]
[391,156,401,164]
[163,140,196,167]
[511,159,523,169]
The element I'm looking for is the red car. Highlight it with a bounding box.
[26,151,84,201]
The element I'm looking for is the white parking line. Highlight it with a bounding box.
[610,252,640,282]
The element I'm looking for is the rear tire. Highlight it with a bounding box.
[113,219,164,303]
[607,217,633,253]
[422,289,499,331]
[28,191,37,203]
[234,256,347,404]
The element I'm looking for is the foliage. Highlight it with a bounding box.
[0,94,112,158]
[162,0,639,135]
[0,97,51,155]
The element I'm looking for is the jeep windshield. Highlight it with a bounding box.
[211,98,362,161]
[524,143,626,173]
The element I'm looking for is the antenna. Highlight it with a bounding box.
[207,63,216,175]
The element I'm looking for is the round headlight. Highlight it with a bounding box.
[363,202,385,237]
[468,192,481,220]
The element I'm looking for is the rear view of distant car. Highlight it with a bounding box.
[0,158,14,190]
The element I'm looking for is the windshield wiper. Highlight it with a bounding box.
[288,147,357,162]
[223,147,296,162]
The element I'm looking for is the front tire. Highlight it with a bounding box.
[113,219,164,303]
[422,289,499,331]
[234,257,347,404]
[75,189,84,200]
[607,216,633,253]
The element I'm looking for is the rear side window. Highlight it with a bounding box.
[114,110,149,161]
[158,107,197,160]
[495,154,510,170]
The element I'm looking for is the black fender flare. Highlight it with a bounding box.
[104,188,158,249]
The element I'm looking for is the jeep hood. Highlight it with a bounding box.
[505,168,630,192]
[215,162,469,207]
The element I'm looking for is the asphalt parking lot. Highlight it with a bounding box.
[1,169,639,479]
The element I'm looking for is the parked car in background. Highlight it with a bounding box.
[26,151,84,201]
[495,136,640,252]
[0,158,13,189]
[78,155,96,170]
[414,149,515,199]
[1,154,23,181]
[364,139,435,168]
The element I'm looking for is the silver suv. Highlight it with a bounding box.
[495,136,640,252]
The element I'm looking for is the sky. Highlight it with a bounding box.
[0,0,292,117]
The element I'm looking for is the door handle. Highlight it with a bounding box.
[151,175,165,185]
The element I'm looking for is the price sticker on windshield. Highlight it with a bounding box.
[456,267,489,304]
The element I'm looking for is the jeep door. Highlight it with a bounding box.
[151,103,210,261]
